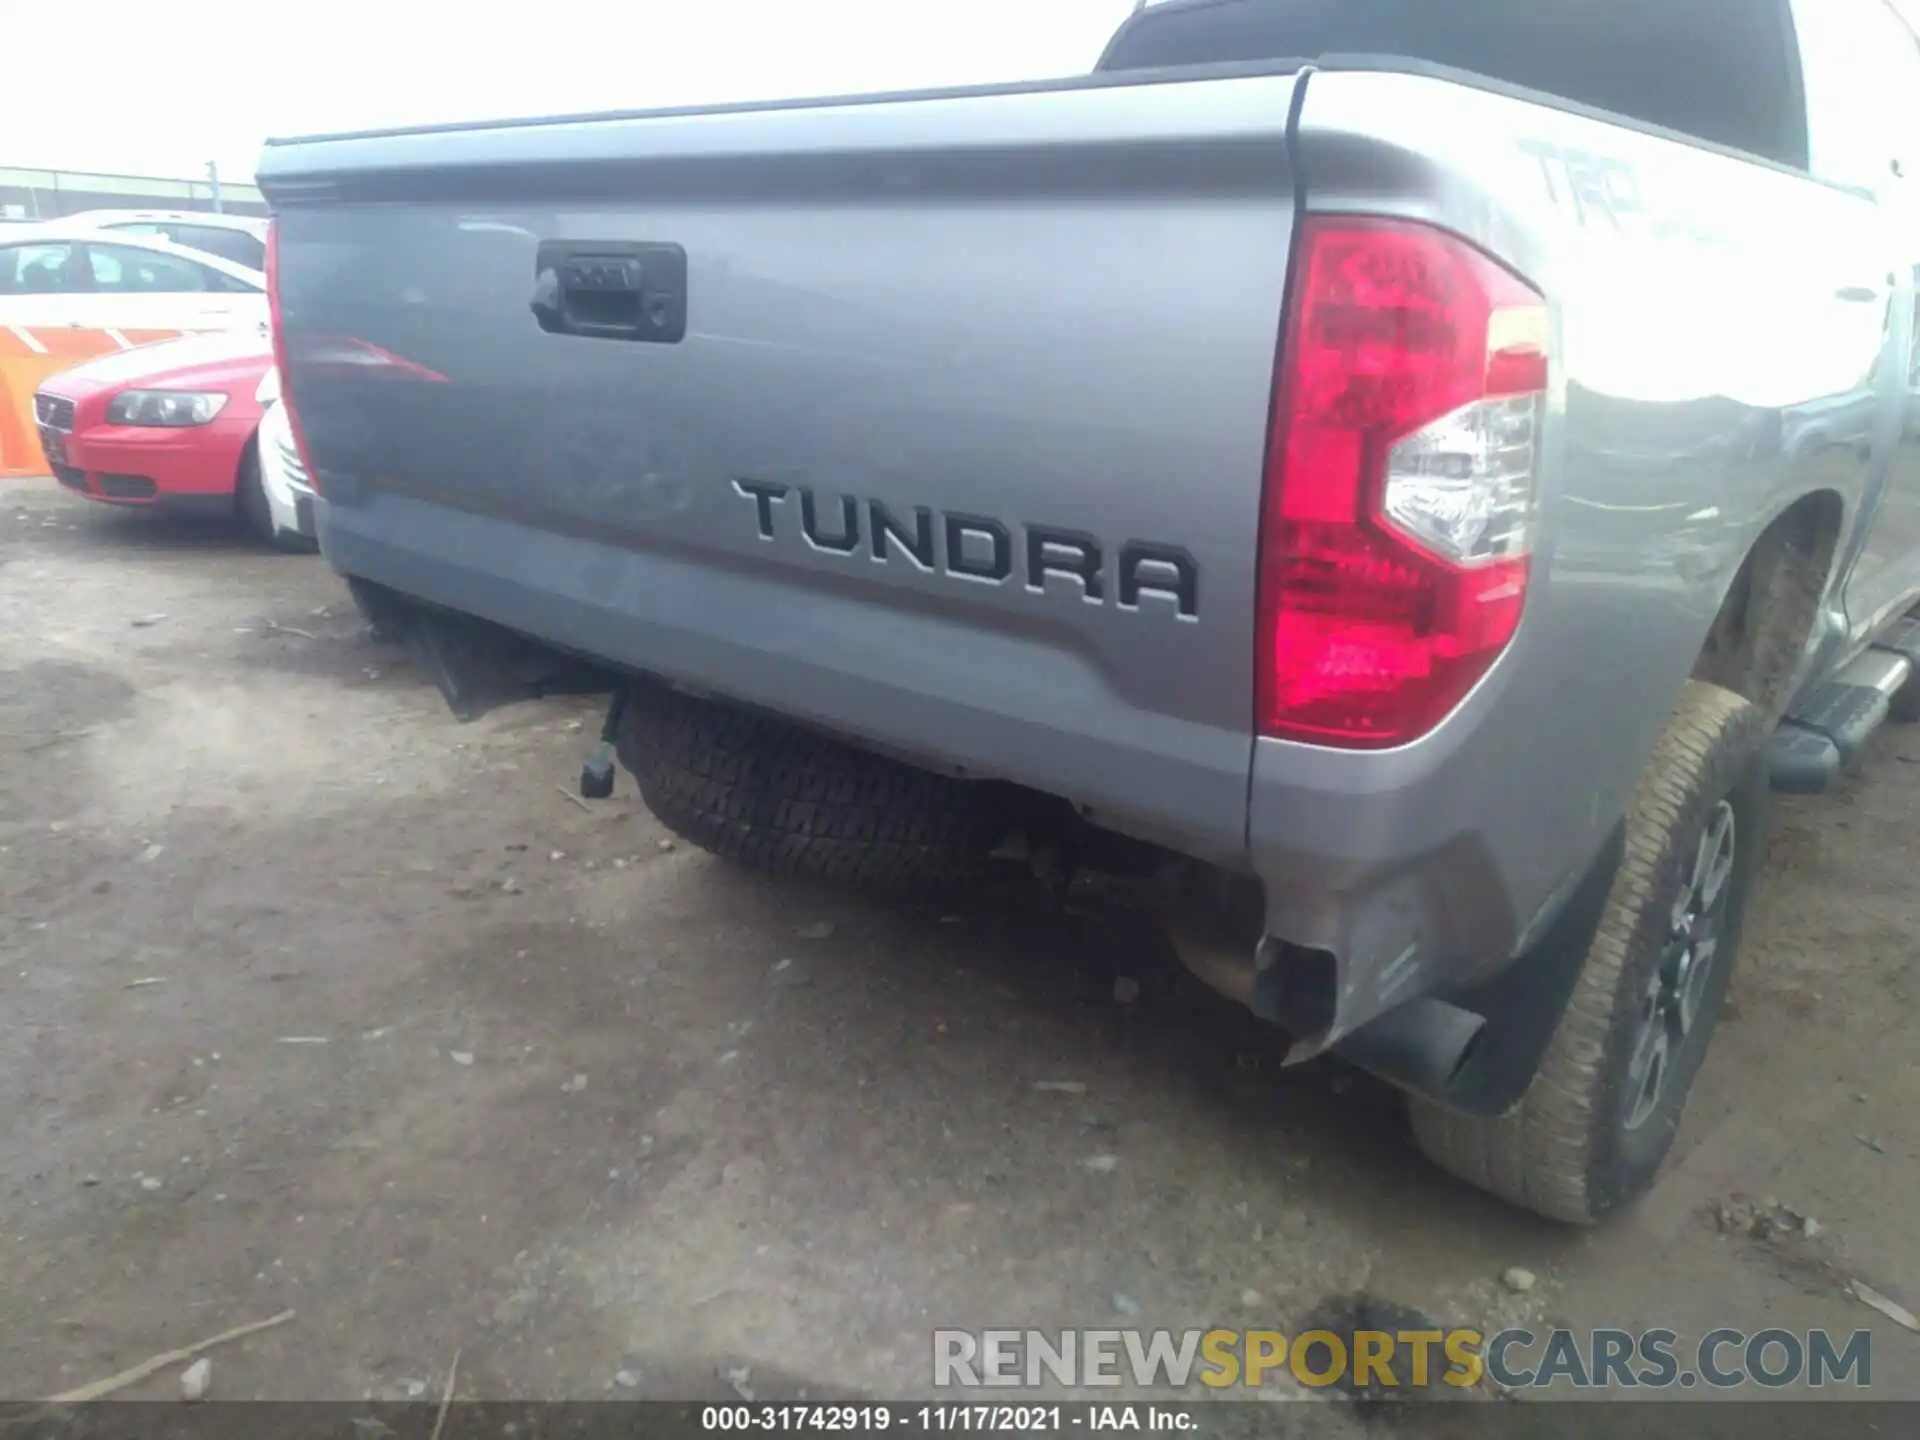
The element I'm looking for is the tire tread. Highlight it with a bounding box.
[617,685,1003,895]
[1410,680,1764,1222]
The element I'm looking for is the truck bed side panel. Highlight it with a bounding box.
[263,73,1303,861]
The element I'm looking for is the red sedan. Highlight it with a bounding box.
[32,331,283,540]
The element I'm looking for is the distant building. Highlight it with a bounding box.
[0,165,267,222]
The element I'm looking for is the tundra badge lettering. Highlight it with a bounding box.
[731,479,1198,619]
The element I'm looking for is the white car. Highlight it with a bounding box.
[253,368,318,550]
[0,226,265,350]
[52,210,268,271]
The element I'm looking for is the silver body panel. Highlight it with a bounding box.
[260,42,1920,1046]
[1250,66,1907,1033]
[264,70,1303,867]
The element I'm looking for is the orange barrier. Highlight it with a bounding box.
[0,326,185,479]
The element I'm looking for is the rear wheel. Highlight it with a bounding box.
[1409,680,1768,1223]
[616,684,1012,896]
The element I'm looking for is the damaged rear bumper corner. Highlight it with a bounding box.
[1171,822,1625,1118]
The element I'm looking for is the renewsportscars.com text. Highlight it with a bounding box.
[932,1326,1873,1391]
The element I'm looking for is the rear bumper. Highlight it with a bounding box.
[318,489,1629,1072]
[318,490,1256,866]
[1241,651,1628,1054]
[1170,817,1622,1115]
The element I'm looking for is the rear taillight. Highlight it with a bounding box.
[1256,218,1548,748]
[264,221,321,493]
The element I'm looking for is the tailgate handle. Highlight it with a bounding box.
[531,241,687,343]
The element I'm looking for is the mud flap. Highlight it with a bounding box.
[1427,820,1627,1118]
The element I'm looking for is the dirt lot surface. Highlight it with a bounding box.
[3,479,1919,1418]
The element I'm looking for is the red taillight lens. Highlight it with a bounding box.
[265,220,322,493]
[1256,218,1548,748]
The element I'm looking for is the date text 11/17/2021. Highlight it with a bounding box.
[700,1404,1195,1432]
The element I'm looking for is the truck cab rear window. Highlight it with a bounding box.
[1099,0,1808,170]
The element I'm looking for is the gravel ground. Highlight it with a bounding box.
[3,479,1918,1416]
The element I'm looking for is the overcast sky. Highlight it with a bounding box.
[17,0,1920,186]
[9,0,1139,184]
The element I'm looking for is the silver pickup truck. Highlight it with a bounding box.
[259,0,1920,1222]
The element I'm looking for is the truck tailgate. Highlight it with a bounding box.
[260,70,1302,860]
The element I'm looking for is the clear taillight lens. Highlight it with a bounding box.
[1382,392,1540,562]
[1256,218,1549,748]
